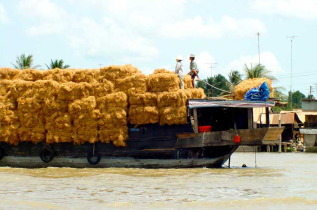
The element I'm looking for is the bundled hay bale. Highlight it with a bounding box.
[45,112,73,144]
[72,69,98,83]
[90,80,114,97]
[186,88,206,99]
[0,68,20,80]
[235,78,274,100]
[128,106,159,125]
[73,117,99,144]
[99,125,128,147]
[115,73,147,94]
[129,93,157,106]
[153,69,174,74]
[18,127,46,143]
[147,72,179,92]
[183,75,193,89]
[104,91,128,111]
[68,96,97,118]
[157,90,187,108]
[0,101,20,145]
[159,106,187,126]
[57,82,92,101]
[42,68,74,82]
[16,69,43,81]
[99,64,141,84]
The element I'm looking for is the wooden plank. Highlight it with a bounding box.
[248,108,253,129]
[193,108,198,133]
[263,127,284,141]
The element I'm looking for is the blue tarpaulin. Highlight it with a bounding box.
[244,81,270,101]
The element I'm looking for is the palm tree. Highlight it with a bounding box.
[12,54,41,69]
[228,70,242,86]
[244,64,276,80]
[46,59,70,69]
[197,74,230,97]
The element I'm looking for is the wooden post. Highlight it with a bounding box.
[265,107,270,128]
[248,108,253,129]
[278,113,282,153]
[193,108,198,133]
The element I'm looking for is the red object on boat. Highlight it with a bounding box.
[234,135,241,143]
[198,125,211,133]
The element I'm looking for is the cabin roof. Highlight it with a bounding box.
[188,99,275,109]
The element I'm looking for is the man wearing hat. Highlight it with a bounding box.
[188,54,199,88]
[175,55,184,89]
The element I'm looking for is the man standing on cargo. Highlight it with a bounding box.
[188,54,199,88]
[175,55,184,89]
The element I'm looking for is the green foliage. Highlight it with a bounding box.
[286,90,306,109]
[228,70,242,86]
[46,59,70,69]
[12,54,41,69]
[197,74,230,97]
[244,64,276,80]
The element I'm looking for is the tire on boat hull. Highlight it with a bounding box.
[40,148,54,163]
[0,147,4,160]
[87,152,101,165]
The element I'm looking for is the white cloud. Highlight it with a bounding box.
[224,51,285,79]
[0,3,9,24]
[251,0,317,19]
[160,16,267,39]
[195,52,216,79]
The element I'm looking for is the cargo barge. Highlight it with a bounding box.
[0,99,283,168]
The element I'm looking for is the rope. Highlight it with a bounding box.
[200,80,231,94]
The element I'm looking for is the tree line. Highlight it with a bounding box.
[9,53,309,110]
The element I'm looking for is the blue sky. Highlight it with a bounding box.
[1,0,317,96]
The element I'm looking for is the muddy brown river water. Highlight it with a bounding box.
[0,152,316,209]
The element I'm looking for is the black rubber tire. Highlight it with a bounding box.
[0,147,4,160]
[87,152,101,165]
[40,148,54,163]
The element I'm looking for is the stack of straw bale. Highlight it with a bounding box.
[235,78,274,100]
[0,65,206,147]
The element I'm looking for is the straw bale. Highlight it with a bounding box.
[187,88,206,99]
[157,90,187,108]
[16,69,43,81]
[115,73,147,94]
[159,106,187,126]
[0,80,14,96]
[99,64,141,83]
[57,82,92,101]
[73,117,99,144]
[183,75,193,89]
[43,98,69,115]
[18,127,46,143]
[0,124,20,145]
[129,93,157,106]
[42,68,74,82]
[98,126,128,146]
[90,80,114,97]
[104,92,128,111]
[153,69,174,74]
[0,68,20,80]
[98,109,127,127]
[68,96,97,118]
[45,112,73,144]
[128,106,159,125]
[235,78,274,100]
[147,72,179,92]
[72,69,98,83]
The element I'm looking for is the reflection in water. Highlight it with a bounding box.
[0,153,316,209]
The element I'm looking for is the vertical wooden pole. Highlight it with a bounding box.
[278,113,282,153]
[265,107,270,127]
[248,108,253,129]
[193,108,198,133]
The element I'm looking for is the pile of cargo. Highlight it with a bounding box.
[235,78,274,100]
[0,65,205,147]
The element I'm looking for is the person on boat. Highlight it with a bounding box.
[188,54,200,88]
[175,55,184,89]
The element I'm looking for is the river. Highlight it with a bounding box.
[0,152,316,209]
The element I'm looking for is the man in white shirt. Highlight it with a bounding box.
[175,55,184,89]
